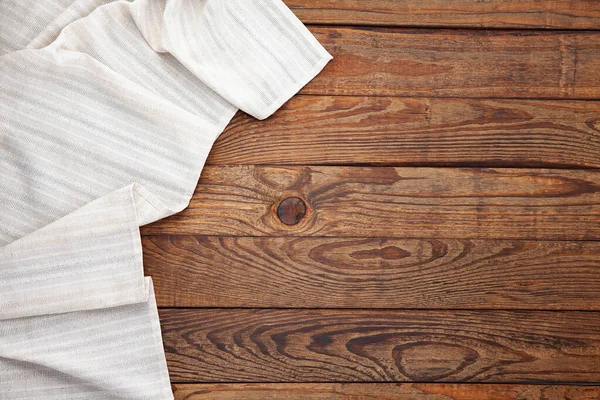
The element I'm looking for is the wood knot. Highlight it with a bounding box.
[277,197,306,225]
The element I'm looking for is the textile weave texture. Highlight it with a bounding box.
[0,0,332,398]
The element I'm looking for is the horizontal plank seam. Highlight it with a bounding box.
[297,92,600,101]
[202,162,600,170]
[172,382,600,386]
[170,380,600,385]
[305,24,600,33]
[157,307,600,313]
[143,234,600,242]
[195,165,600,171]
[292,93,600,102]
[301,23,600,32]
[143,234,600,243]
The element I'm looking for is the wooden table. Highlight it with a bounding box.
[142,2,600,398]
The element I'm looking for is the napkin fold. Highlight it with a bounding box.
[0,0,332,398]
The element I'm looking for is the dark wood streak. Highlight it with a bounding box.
[299,27,600,99]
[160,309,600,383]
[172,382,600,399]
[207,96,600,168]
[142,166,600,240]
[285,0,600,30]
[144,236,600,310]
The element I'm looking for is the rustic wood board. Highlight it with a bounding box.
[301,28,600,99]
[287,0,600,30]
[149,1,600,394]
[161,309,600,383]
[208,96,600,168]
[142,166,600,240]
[144,236,600,310]
[173,383,600,400]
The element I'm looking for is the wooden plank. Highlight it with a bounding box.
[144,236,600,310]
[287,0,600,30]
[302,28,600,99]
[172,383,600,399]
[142,166,600,240]
[161,309,600,383]
[209,96,600,168]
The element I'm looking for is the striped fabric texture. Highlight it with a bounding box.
[0,1,332,398]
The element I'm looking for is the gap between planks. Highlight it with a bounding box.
[286,0,600,30]
[171,383,600,399]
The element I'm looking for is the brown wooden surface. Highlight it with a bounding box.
[287,0,600,30]
[149,1,600,395]
[207,96,600,168]
[302,28,600,99]
[144,236,600,310]
[173,383,600,400]
[143,166,600,240]
[161,309,600,383]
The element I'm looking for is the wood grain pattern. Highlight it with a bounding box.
[208,96,600,168]
[154,4,600,392]
[287,0,600,30]
[144,236,600,310]
[142,166,600,240]
[302,28,600,99]
[161,309,600,383]
[172,383,600,400]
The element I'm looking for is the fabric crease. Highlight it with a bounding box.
[0,0,331,398]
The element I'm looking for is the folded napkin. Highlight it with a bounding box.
[0,1,332,398]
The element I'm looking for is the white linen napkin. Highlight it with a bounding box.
[0,1,332,398]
